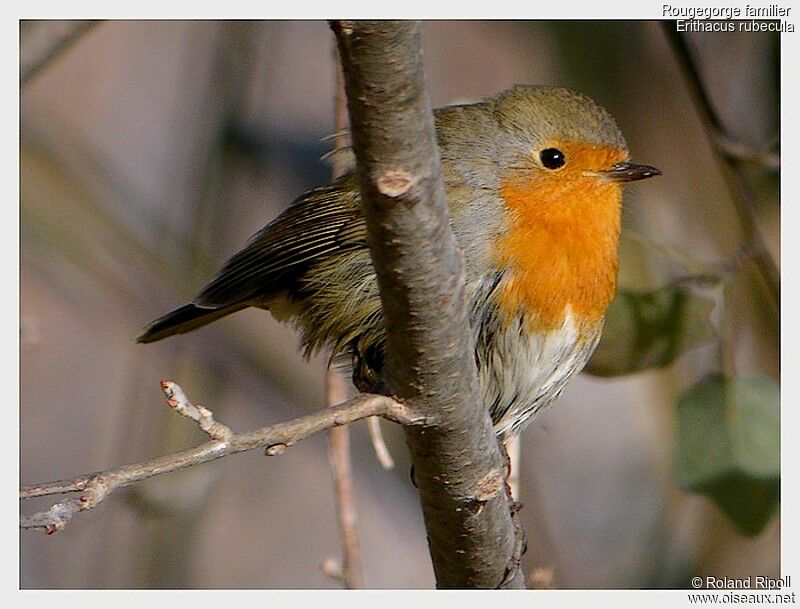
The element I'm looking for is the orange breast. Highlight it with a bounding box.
[495,145,625,332]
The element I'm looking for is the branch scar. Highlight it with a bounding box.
[474,468,504,503]
[376,170,414,198]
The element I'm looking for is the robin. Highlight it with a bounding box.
[138,85,660,437]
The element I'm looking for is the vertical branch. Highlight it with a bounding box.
[325,368,365,588]
[323,55,365,590]
[331,20,525,588]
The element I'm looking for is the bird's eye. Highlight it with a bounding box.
[539,148,566,170]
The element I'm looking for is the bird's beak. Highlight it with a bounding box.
[601,162,661,183]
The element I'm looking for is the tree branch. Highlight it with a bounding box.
[20,381,415,534]
[20,20,100,86]
[331,20,525,588]
[325,367,365,588]
[660,23,780,311]
[366,416,395,470]
[321,57,366,589]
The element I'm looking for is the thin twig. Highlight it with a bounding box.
[325,367,365,589]
[320,556,344,583]
[366,417,395,470]
[161,379,233,442]
[714,132,780,171]
[20,381,415,533]
[20,20,100,85]
[321,55,366,590]
[660,23,780,312]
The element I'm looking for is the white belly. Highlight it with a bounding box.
[477,307,602,437]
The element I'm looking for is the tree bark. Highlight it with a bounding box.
[331,20,525,589]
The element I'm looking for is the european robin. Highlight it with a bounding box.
[138,85,660,437]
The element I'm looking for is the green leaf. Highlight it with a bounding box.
[616,230,700,291]
[585,284,717,377]
[673,374,780,535]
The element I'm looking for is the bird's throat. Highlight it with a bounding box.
[495,177,622,332]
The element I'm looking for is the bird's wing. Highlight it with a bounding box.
[195,176,366,308]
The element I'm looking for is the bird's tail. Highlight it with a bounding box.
[136,302,248,344]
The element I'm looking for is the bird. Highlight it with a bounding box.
[137,84,660,438]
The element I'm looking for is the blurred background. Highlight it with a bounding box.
[20,20,780,588]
